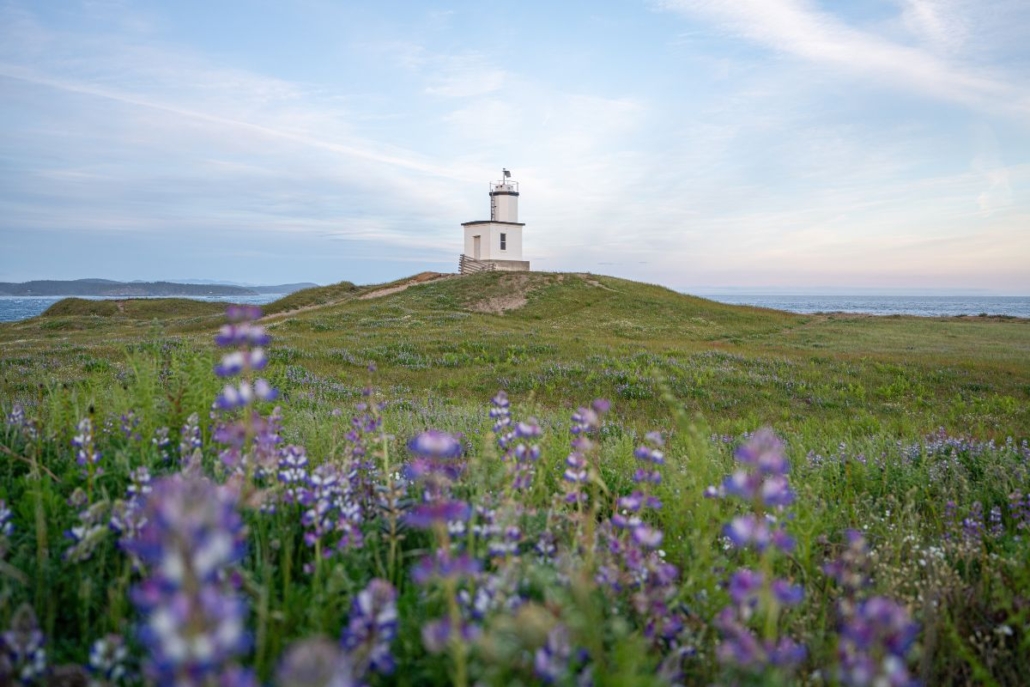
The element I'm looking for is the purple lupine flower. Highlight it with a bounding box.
[714,429,805,678]
[714,607,806,672]
[715,430,795,552]
[341,578,398,676]
[610,430,669,556]
[837,597,919,687]
[127,466,152,501]
[124,473,249,684]
[562,401,608,506]
[490,391,512,439]
[214,349,268,378]
[276,637,358,687]
[734,429,789,474]
[5,403,38,439]
[962,501,984,546]
[5,403,25,429]
[179,413,203,461]
[630,525,663,548]
[342,395,384,512]
[535,530,558,562]
[277,444,309,505]
[487,525,523,557]
[457,570,525,621]
[823,529,871,595]
[771,579,805,606]
[153,426,171,461]
[988,505,1004,538]
[534,624,592,685]
[1010,491,1030,535]
[411,550,482,585]
[213,307,277,410]
[88,633,130,684]
[300,464,363,560]
[120,410,142,442]
[214,407,283,481]
[405,500,471,530]
[0,605,47,684]
[727,569,764,604]
[404,430,467,532]
[506,415,543,492]
[724,514,772,551]
[409,430,463,459]
[215,321,269,348]
[420,619,481,655]
[215,380,278,410]
[571,399,608,435]
[65,494,109,563]
[110,467,152,561]
[72,417,102,471]
[217,665,259,687]
[0,500,12,539]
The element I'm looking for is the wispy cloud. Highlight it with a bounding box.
[657,0,1030,116]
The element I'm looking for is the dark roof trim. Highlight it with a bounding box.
[489,191,519,197]
[461,221,526,226]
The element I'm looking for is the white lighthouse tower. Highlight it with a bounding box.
[460,169,529,274]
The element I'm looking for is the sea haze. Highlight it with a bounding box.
[699,294,1030,319]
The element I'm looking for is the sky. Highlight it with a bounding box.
[1,0,1028,295]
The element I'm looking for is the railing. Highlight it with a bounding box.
[459,254,496,275]
[489,181,518,194]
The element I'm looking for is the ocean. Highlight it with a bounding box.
[1,293,1027,323]
[0,294,279,323]
[698,294,1030,318]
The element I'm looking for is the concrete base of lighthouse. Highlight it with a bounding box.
[459,255,530,275]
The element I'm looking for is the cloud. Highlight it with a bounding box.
[657,0,1030,117]
[899,0,968,51]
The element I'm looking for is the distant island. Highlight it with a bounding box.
[0,279,318,297]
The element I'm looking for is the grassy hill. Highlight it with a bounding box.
[1,270,1027,438]
[2,270,1029,685]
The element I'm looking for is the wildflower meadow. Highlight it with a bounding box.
[1,273,1028,686]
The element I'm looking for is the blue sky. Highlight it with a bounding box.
[1,0,1027,294]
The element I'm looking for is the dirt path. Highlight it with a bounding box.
[262,272,455,322]
[358,272,456,300]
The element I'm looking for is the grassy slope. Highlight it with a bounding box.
[1,271,1029,684]
[1,271,1027,438]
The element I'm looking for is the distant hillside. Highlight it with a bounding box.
[0,279,316,297]
[41,297,228,319]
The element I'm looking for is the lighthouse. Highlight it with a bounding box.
[459,169,530,274]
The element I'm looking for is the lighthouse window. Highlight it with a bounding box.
[500,233,507,250]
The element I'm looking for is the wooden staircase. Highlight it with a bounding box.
[459,254,496,275]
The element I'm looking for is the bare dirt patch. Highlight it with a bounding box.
[467,273,540,314]
[468,293,529,314]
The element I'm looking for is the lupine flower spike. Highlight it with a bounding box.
[125,473,249,684]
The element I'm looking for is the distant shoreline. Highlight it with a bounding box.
[699,293,1030,319]
[0,279,317,298]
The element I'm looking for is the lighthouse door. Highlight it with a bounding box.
[473,235,481,259]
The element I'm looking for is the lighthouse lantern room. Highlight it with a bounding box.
[460,169,530,274]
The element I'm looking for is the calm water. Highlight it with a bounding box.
[0,295,278,323]
[3,293,1028,323]
[700,294,1030,318]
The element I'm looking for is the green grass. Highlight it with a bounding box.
[8,271,1025,438]
[1,271,1028,685]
